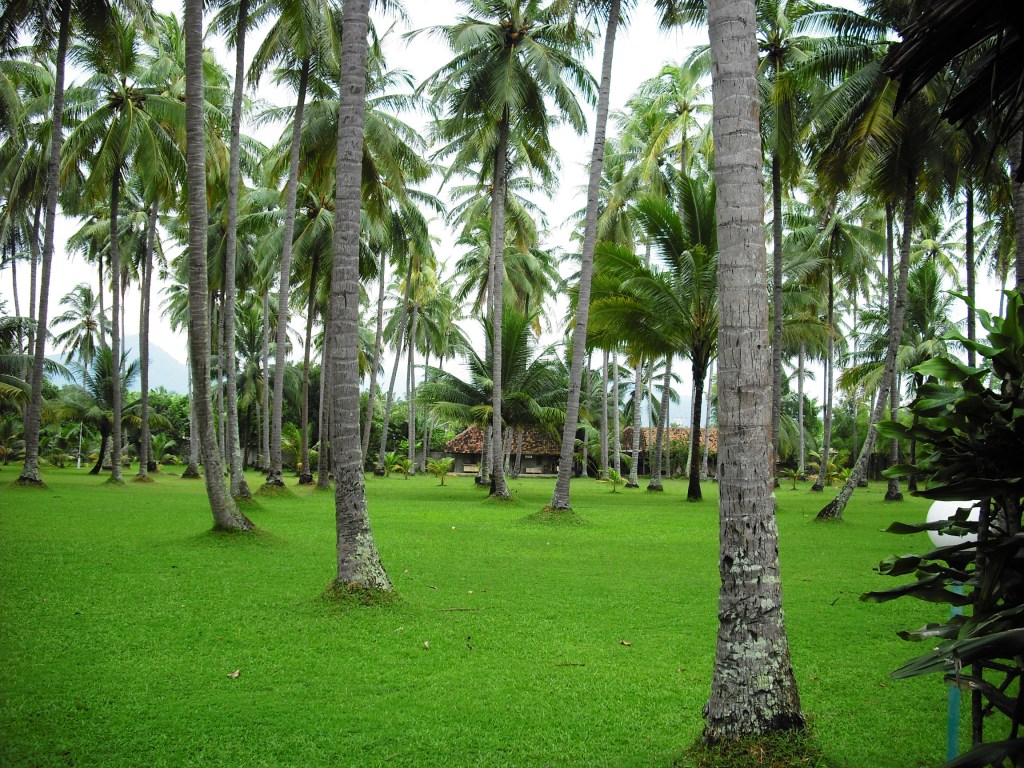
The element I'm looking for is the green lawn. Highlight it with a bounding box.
[1,468,950,767]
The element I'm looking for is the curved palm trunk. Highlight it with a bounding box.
[406,309,418,476]
[361,254,387,460]
[299,253,320,485]
[770,152,783,483]
[647,358,671,492]
[224,0,252,499]
[136,202,157,481]
[611,349,621,474]
[489,112,511,500]
[550,0,619,509]
[18,0,71,485]
[704,0,804,740]
[184,0,252,530]
[330,0,392,591]
[627,359,643,487]
[818,172,917,521]
[109,171,124,483]
[90,428,109,475]
[266,57,311,488]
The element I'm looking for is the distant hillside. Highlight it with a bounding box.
[49,336,189,395]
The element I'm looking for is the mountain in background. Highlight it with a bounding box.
[49,335,189,395]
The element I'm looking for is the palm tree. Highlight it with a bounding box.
[588,184,718,501]
[50,283,109,370]
[184,0,252,529]
[328,0,391,592]
[253,0,332,489]
[702,0,804,744]
[417,0,594,499]
[4,0,115,485]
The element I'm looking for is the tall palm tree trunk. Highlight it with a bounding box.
[183,0,252,530]
[18,0,71,485]
[770,152,783,483]
[9,246,20,325]
[627,359,643,487]
[261,293,271,471]
[647,358,671,491]
[703,0,804,740]
[611,348,621,474]
[687,357,707,501]
[361,254,387,460]
[810,275,834,492]
[701,360,713,480]
[317,312,331,490]
[376,266,413,472]
[489,113,511,499]
[406,309,418,475]
[299,253,320,484]
[183,351,201,478]
[883,204,902,502]
[965,183,976,367]
[27,206,42,354]
[330,0,392,591]
[817,171,917,520]
[797,343,805,475]
[136,202,157,480]
[109,170,124,483]
[599,349,609,478]
[224,0,252,499]
[266,57,311,488]
[550,0,620,509]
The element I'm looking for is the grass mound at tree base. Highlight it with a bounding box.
[681,729,831,768]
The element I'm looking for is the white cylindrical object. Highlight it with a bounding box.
[926,499,980,548]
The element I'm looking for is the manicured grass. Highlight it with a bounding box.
[1,468,949,767]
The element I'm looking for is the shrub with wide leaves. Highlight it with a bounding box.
[864,290,1023,768]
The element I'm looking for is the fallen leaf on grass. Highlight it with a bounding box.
[423,641,430,650]
[619,640,632,647]
[226,669,240,679]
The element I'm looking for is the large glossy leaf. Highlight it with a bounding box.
[891,629,1024,678]
[943,739,1024,768]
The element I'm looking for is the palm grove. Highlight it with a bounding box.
[2,0,1022,753]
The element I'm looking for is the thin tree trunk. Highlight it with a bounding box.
[261,292,271,471]
[406,308,417,476]
[183,0,252,529]
[489,112,511,500]
[224,0,252,499]
[109,169,124,483]
[376,266,413,472]
[884,204,902,502]
[1010,131,1024,289]
[818,171,917,521]
[770,151,783,484]
[317,317,331,490]
[627,359,643,487]
[810,274,834,492]
[965,183,976,367]
[329,0,391,590]
[299,253,320,485]
[361,255,387,461]
[28,205,42,354]
[18,0,70,485]
[704,0,804,738]
[701,360,713,480]
[10,247,20,325]
[90,429,108,475]
[647,358,671,491]
[797,343,805,475]
[419,354,431,472]
[687,357,707,501]
[612,349,621,475]
[550,0,619,509]
[215,297,226,464]
[136,202,157,481]
[182,352,201,478]
[266,57,311,488]
[600,349,609,478]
